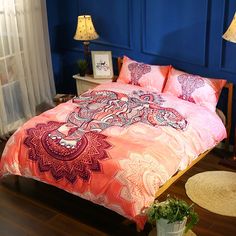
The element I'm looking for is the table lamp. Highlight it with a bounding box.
[221,12,236,168]
[74,15,99,66]
[223,12,236,43]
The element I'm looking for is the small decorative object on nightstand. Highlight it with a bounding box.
[76,59,88,77]
[73,74,112,95]
[91,51,114,79]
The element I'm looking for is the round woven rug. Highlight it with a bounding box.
[185,171,236,217]
[148,228,196,236]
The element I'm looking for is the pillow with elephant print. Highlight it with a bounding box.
[163,67,227,111]
[117,56,171,92]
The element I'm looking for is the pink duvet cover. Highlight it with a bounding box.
[0,82,226,229]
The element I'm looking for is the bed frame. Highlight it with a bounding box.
[116,57,233,199]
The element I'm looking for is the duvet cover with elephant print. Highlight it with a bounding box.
[0,82,226,229]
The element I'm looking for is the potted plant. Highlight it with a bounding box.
[146,196,198,236]
[76,59,88,76]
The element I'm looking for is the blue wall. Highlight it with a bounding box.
[46,0,236,143]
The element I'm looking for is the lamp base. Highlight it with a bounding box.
[83,41,93,74]
[83,41,89,56]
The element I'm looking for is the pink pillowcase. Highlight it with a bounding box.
[117,56,170,92]
[163,67,227,111]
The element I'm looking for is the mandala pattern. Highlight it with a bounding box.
[178,74,205,103]
[128,62,151,86]
[24,121,111,183]
[115,153,169,213]
[132,90,165,105]
[24,90,187,183]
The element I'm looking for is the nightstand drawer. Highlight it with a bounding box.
[76,80,97,95]
[73,74,112,95]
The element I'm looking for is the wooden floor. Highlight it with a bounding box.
[0,142,236,236]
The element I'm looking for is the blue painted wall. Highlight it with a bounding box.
[46,0,236,143]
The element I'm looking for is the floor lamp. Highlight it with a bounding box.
[74,15,99,73]
[221,12,236,169]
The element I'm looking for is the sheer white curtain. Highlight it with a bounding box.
[0,0,55,138]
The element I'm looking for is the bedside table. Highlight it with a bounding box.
[73,74,112,95]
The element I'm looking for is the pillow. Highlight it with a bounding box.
[163,67,227,111]
[117,56,170,92]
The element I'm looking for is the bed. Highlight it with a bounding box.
[117,57,233,198]
[0,56,233,230]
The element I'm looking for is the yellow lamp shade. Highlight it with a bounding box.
[74,15,99,41]
[223,12,236,43]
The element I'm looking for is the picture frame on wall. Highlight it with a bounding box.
[91,51,114,79]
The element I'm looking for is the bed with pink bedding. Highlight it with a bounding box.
[0,82,226,229]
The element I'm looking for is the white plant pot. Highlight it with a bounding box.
[156,218,187,236]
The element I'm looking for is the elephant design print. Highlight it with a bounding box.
[128,62,151,86]
[177,74,205,103]
[24,90,188,183]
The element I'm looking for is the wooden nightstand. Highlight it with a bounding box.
[73,74,112,95]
